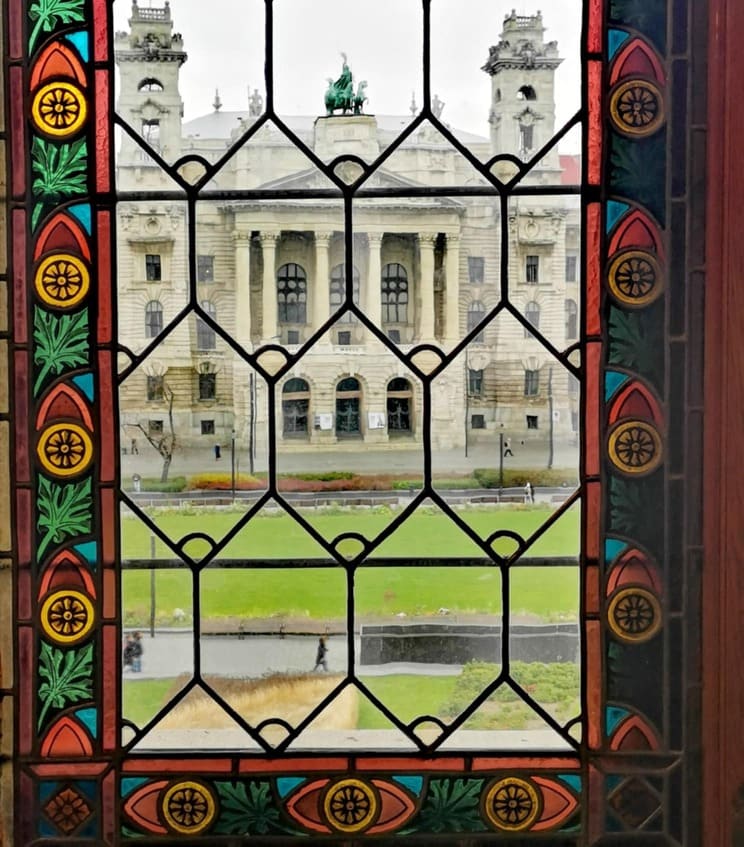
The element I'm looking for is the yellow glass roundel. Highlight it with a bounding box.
[608,419,663,475]
[35,254,90,308]
[609,79,664,137]
[161,781,217,835]
[483,777,541,832]
[323,778,378,833]
[32,81,87,138]
[608,250,662,308]
[37,423,93,478]
[40,590,95,645]
[608,586,663,643]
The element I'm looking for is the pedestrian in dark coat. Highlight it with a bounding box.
[313,636,328,672]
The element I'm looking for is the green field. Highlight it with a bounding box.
[121,506,579,623]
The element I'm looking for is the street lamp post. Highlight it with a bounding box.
[547,366,554,470]
[231,428,236,502]
[248,373,255,474]
[464,347,469,458]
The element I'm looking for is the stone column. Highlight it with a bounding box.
[313,231,332,334]
[233,230,252,345]
[365,232,382,328]
[445,233,461,343]
[260,231,279,341]
[418,233,437,341]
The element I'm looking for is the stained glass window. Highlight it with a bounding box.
[5,0,707,841]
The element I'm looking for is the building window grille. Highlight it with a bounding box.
[526,414,539,429]
[197,255,214,283]
[144,300,163,338]
[145,253,162,281]
[387,329,401,344]
[526,254,539,284]
[565,254,578,282]
[282,378,310,437]
[468,368,484,396]
[524,369,540,396]
[286,329,300,345]
[336,377,362,436]
[566,299,578,339]
[198,373,216,400]
[196,300,217,350]
[467,300,486,343]
[468,256,485,284]
[524,301,540,337]
[471,414,486,429]
[201,419,215,435]
[387,377,412,434]
[146,375,164,401]
[148,419,163,435]
[277,263,307,324]
[337,330,351,346]
[381,263,408,324]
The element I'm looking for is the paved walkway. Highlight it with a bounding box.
[122,440,579,479]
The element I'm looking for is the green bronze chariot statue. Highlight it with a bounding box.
[324,53,368,116]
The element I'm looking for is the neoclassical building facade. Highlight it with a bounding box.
[115,4,580,453]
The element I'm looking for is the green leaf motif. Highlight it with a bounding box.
[31,137,88,230]
[213,781,295,836]
[38,641,93,729]
[609,134,666,226]
[28,0,86,51]
[417,778,485,833]
[33,307,89,395]
[37,475,92,559]
[607,306,663,389]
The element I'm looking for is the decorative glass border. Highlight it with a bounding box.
[6,0,700,841]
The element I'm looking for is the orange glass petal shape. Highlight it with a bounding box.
[123,780,169,835]
[40,716,93,758]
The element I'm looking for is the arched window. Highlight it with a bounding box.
[277,263,307,324]
[524,301,540,337]
[467,300,486,343]
[137,78,164,91]
[196,300,216,350]
[329,264,360,322]
[336,377,362,436]
[565,298,578,339]
[517,84,537,100]
[381,263,408,324]
[387,377,413,434]
[145,300,163,338]
[282,378,310,437]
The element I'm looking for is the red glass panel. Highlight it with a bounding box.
[472,756,581,771]
[588,62,602,185]
[93,0,109,62]
[357,757,463,772]
[102,624,118,750]
[9,68,25,197]
[15,491,31,569]
[98,353,115,483]
[585,342,601,476]
[585,620,602,749]
[95,70,110,193]
[13,352,29,482]
[122,758,234,773]
[586,480,601,559]
[7,0,22,59]
[17,629,34,754]
[586,203,601,336]
[239,757,350,773]
[587,0,603,53]
[101,487,116,565]
[96,211,112,341]
[12,211,26,343]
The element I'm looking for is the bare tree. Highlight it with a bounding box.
[133,383,177,482]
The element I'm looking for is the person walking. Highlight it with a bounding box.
[123,634,135,669]
[524,481,534,504]
[313,636,328,672]
[130,631,143,673]
[130,437,139,455]
[503,437,514,457]
[214,444,221,460]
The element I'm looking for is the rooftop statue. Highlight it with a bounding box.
[324,53,368,116]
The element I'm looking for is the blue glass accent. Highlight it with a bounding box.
[121,777,148,797]
[72,373,95,401]
[276,777,306,798]
[605,539,628,563]
[73,707,97,738]
[606,200,630,232]
[606,706,630,735]
[38,781,61,803]
[608,29,631,59]
[68,204,92,234]
[64,31,89,61]
[393,775,424,795]
[605,370,630,400]
[558,774,582,793]
[74,542,97,566]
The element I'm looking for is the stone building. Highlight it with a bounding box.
[114,3,580,457]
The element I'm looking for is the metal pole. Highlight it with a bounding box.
[231,429,236,502]
[547,366,554,470]
[464,349,469,458]
[499,431,504,498]
[249,373,255,475]
[149,534,156,638]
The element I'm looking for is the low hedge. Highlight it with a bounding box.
[187,473,264,491]
[125,476,188,492]
[473,468,579,488]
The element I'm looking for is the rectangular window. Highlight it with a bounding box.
[524,369,540,396]
[287,329,300,345]
[565,254,578,282]
[201,419,215,435]
[520,123,534,152]
[468,368,483,395]
[387,329,401,344]
[526,255,539,284]
[470,414,485,429]
[148,419,163,435]
[526,414,539,429]
[145,254,162,281]
[197,255,214,283]
[199,373,216,400]
[468,256,485,284]
[337,330,352,346]
[571,411,579,432]
[141,118,160,147]
[146,375,163,401]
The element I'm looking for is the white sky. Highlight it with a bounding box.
[114,0,582,148]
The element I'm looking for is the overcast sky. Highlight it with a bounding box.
[114,0,582,148]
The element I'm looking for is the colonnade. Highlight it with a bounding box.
[232,229,462,345]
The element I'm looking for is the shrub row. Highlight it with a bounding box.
[124,476,188,492]
[473,468,579,488]
[187,473,264,491]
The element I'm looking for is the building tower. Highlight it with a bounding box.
[482,10,563,170]
[114,0,187,170]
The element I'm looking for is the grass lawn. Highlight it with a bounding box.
[358,675,457,729]
[121,506,579,623]
[122,677,175,727]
